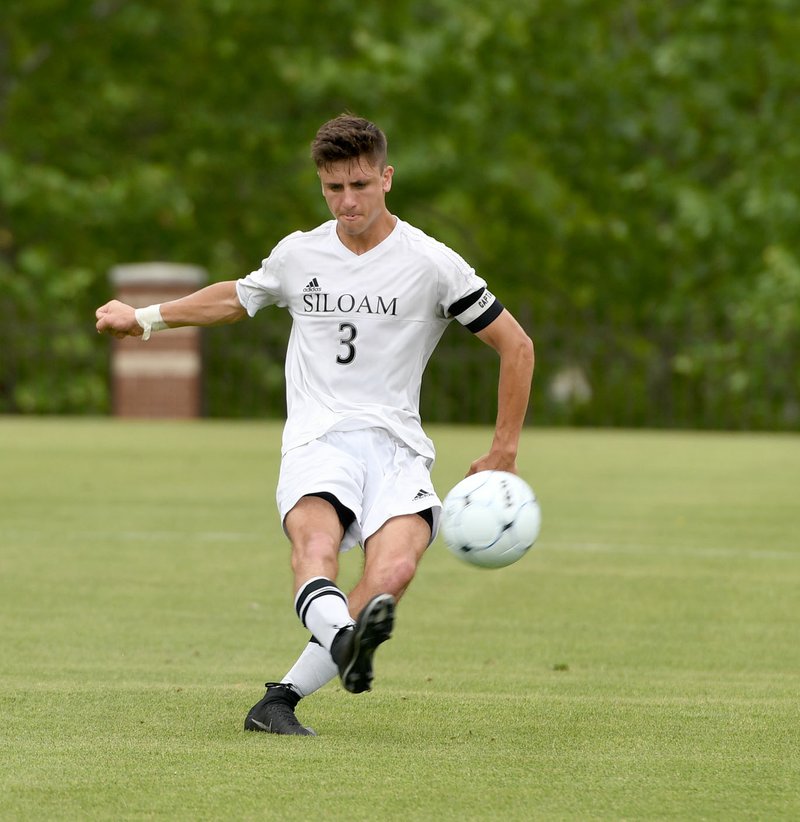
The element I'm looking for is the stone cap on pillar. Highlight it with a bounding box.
[110,262,208,289]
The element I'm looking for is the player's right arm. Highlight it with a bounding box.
[95,281,247,339]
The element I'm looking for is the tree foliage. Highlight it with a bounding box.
[1,0,798,426]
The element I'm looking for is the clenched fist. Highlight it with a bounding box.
[95,300,142,339]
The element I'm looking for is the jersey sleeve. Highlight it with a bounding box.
[437,250,504,333]
[235,234,297,317]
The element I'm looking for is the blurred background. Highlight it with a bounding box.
[1,0,798,429]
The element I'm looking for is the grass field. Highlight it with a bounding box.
[1,418,799,820]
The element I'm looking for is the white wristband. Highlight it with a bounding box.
[134,304,168,341]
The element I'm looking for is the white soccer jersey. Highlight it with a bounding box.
[236,218,503,459]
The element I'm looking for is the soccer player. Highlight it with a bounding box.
[95,114,534,736]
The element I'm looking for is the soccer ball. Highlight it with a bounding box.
[440,471,541,568]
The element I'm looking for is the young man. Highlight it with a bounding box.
[96,114,534,736]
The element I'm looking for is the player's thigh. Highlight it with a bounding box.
[363,512,431,580]
[277,436,366,550]
[284,494,345,548]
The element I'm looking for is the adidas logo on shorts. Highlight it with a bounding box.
[303,277,322,293]
[412,488,434,501]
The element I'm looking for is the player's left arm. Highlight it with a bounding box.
[468,309,534,476]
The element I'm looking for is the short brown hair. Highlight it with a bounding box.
[311,114,388,170]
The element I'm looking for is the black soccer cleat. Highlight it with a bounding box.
[331,593,396,694]
[244,682,317,736]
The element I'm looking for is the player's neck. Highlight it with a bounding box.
[336,213,397,256]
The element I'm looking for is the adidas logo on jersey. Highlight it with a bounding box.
[303,277,322,293]
[412,488,434,501]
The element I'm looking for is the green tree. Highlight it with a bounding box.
[1,0,798,427]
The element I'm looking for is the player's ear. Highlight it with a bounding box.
[382,165,394,193]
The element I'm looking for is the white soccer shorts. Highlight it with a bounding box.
[276,427,441,551]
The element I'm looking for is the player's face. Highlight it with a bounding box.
[318,158,394,247]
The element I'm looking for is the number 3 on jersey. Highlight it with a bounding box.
[337,322,357,365]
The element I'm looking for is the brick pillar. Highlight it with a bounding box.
[109,263,208,418]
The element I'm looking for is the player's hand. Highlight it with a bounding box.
[466,452,518,476]
[95,300,143,339]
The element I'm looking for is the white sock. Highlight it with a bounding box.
[294,577,354,651]
[282,641,338,697]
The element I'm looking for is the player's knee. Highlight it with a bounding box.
[373,554,419,598]
[291,531,339,569]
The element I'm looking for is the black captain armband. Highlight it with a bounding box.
[448,287,504,333]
